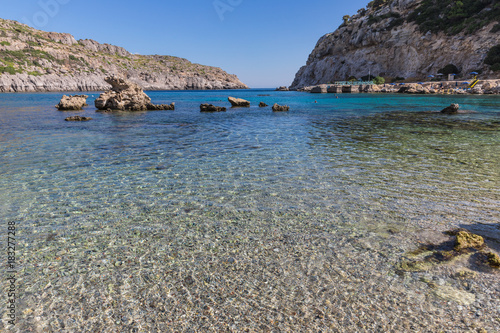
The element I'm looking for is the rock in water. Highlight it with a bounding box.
[200,104,226,112]
[228,97,250,107]
[486,252,500,268]
[95,76,174,111]
[56,95,88,110]
[276,86,289,91]
[259,102,268,107]
[441,104,460,114]
[65,116,92,121]
[146,103,175,111]
[454,231,484,251]
[272,103,290,112]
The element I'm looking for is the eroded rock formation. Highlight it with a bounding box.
[94,77,175,111]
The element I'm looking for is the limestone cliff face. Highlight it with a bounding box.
[290,0,500,89]
[0,18,248,92]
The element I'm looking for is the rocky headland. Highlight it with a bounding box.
[290,0,500,90]
[0,18,247,92]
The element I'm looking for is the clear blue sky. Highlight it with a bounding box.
[1,0,369,88]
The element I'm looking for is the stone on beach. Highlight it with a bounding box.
[56,95,88,110]
[228,97,250,107]
[95,76,174,111]
[272,103,290,112]
[441,104,460,114]
[200,104,226,112]
[65,116,92,121]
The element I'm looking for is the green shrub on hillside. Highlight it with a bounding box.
[367,0,392,10]
[408,0,500,35]
[0,41,11,46]
[0,66,20,74]
[373,76,385,84]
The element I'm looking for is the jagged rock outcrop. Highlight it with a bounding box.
[228,97,250,107]
[259,102,268,107]
[95,76,175,111]
[272,103,290,112]
[56,95,88,110]
[200,104,226,112]
[290,0,500,89]
[0,18,248,92]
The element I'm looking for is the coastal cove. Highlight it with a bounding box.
[1,90,499,331]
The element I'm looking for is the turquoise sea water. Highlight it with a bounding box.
[1,90,499,331]
[1,90,499,229]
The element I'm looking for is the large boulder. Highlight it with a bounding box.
[200,104,226,112]
[56,95,88,110]
[228,97,250,107]
[272,103,290,112]
[95,76,174,111]
[441,104,460,114]
[259,102,268,107]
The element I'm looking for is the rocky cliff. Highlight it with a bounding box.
[0,18,248,92]
[290,0,500,89]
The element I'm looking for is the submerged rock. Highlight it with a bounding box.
[272,103,290,112]
[228,97,250,107]
[95,76,174,111]
[146,103,175,111]
[441,104,460,114]
[486,252,500,268]
[65,116,92,121]
[200,104,226,112]
[454,230,484,251]
[56,95,88,110]
[259,102,268,107]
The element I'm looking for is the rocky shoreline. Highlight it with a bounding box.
[290,0,500,90]
[295,80,500,95]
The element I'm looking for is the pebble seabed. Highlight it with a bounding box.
[0,92,499,332]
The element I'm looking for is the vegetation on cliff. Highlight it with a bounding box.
[408,0,500,35]
[291,0,500,89]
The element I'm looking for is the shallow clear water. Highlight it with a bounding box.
[1,90,499,331]
[1,91,499,231]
